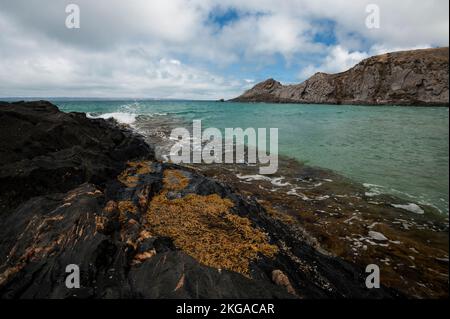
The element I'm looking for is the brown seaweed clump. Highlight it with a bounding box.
[163,169,190,191]
[147,170,278,276]
[117,200,138,225]
[118,161,153,187]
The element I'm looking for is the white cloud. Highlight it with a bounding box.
[299,45,369,79]
[0,23,241,99]
[0,0,448,97]
[298,43,438,81]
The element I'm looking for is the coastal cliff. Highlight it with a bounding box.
[232,47,449,106]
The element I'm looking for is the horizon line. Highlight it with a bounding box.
[0,97,223,102]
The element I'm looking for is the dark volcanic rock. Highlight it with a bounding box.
[0,101,400,299]
[0,100,152,214]
[232,47,449,106]
[0,182,291,299]
[0,161,399,299]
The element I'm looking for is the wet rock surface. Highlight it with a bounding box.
[0,101,401,299]
[195,158,449,298]
[232,48,449,106]
[0,100,152,214]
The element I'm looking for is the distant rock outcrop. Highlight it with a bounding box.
[232,47,449,106]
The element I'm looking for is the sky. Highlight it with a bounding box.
[0,0,448,99]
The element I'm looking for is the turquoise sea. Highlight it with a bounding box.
[53,100,449,214]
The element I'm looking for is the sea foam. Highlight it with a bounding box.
[87,112,137,125]
[391,203,425,215]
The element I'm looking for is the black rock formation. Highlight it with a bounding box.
[0,100,152,214]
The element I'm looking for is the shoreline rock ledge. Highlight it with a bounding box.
[0,101,400,299]
[231,47,449,106]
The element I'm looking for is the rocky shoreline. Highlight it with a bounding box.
[0,101,447,299]
[231,48,449,106]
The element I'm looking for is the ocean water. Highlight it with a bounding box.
[53,99,449,214]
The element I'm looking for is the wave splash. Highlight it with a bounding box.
[87,112,138,125]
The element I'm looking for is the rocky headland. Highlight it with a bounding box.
[232,47,449,106]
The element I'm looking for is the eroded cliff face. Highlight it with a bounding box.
[232,47,449,106]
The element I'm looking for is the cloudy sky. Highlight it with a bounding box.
[0,0,448,99]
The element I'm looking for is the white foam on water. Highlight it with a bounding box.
[391,203,425,215]
[88,112,137,125]
[236,174,291,188]
[287,188,311,201]
[237,174,272,182]
[315,195,331,201]
[363,182,446,214]
[363,183,384,189]
[363,183,384,197]
[365,192,379,197]
[271,177,291,187]
[286,187,332,201]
